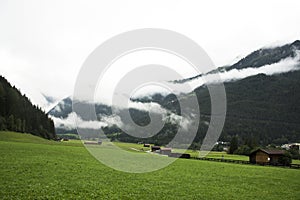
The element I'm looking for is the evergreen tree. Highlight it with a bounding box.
[7,115,15,131]
[228,136,239,154]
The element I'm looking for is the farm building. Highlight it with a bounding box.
[143,144,150,147]
[151,146,161,152]
[249,149,285,165]
[160,148,172,156]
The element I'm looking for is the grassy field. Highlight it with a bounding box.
[113,142,300,164]
[0,131,300,199]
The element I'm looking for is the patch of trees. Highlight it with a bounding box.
[278,152,292,166]
[288,148,300,160]
[227,135,259,155]
[102,121,180,146]
[0,76,56,139]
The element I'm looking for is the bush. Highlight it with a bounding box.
[212,144,224,152]
[288,148,300,159]
[234,145,252,156]
[278,152,292,166]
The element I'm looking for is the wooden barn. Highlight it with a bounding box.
[160,148,172,156]
[249,149,285,165]
[151,146,161,152]
[143,144,150,147]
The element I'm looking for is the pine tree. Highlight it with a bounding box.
[229,136,239,154]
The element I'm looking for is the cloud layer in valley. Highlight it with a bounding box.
[180,51,300,93]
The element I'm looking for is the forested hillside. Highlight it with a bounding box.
[0,76,56,139]
[130,71,300,146]
[48,40,300,147]
[194,71,300,145]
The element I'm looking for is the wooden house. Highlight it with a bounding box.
[249,149,285,165]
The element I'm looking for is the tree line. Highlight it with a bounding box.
[0,76,56,139]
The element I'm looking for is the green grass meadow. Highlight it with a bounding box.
[0,131,300,199]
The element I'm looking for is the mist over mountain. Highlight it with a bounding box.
[173,40,300,85]
[228,40,300,70]
[48,40,300,146]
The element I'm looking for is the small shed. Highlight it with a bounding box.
[160,148,172,156]
[151,146,161,152]
[249,149,285,165]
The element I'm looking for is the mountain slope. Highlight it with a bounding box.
[174,40,300,84]
[194,71,300,144]
[135,40,300,145]
[228,40,300,70]
[48,40,300,146]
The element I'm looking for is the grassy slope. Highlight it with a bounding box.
[0,131,300,199]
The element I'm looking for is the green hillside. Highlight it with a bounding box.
[0,131,55,144]
[0,76,56,139]
[0,132,299,199]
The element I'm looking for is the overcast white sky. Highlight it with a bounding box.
[0,0,300,109]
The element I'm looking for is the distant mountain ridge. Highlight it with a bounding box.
[173,40,300,84]
[48,40,300,146]
[229,40,300,70]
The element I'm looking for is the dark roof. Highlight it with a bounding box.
[250,148,285,155]
[151,146,161,149]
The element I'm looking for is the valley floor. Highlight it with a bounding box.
[0,131,299,199]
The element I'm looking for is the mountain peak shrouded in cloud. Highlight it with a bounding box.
[228,40,300,71]
[291,40,300,47]
[48,39,300,146]
[42,93,57,104]
[48,97,73,118]
[172,40,300,86]
[49,39,300,118]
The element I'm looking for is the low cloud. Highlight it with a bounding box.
[128,101,167,114]
[184,52,300,91]
[165,113,193,131]
[52,102,194,133]
[51,112,121,130]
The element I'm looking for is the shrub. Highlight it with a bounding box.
[278,152,292,166]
